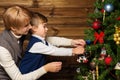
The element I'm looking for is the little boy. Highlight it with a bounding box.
[19,12,85,74]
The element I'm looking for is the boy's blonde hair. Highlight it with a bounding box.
[2,5,32,30]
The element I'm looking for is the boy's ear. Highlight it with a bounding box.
[31,26,37,32]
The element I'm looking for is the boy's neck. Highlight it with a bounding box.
[32,34,45,40]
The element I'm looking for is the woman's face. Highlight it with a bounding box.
[11,22,32,36]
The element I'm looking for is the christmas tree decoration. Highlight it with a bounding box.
[102,0,104,2]
[116,16,120,21]
[94,8,99,13]
[91,71,96,80]
[93,31,105,44]
[100,9,105,13]
[86,40,91,45]
[104,3,114,12]
[102,0,106,23]
[77,55,88,63]
[90,62,96,70]
[100,47,106,57]
[92,19,101,30]
[104,55,112,65]
[99,47,107,61]
[113,26,120,45]
[114,62,120,70]
[76,67,81,73]
[96,65,99,80]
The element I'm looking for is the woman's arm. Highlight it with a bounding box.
[0,46,47,80]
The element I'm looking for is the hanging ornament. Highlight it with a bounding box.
[104,55,112,65]
[101,0,106,23]
[114,62,120,70]
[94,8,99,13]
[116,16,120,21]
[100,47,106,57]
[103,9,106,23]
[104,4,114,12]
[113,25,120,45]
[94,31,105,44]
[86,40,91,45]
[76,67,81,73]
[77,55,88,63]
[96,65,99,80]
[90,62,96,70]
[100,8,105,13]
[77,51,90,63]
[92,19,101,30]
[99,47,107,60]
[83,56,89,63]
[92,70,96,80]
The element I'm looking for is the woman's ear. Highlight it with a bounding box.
[10,27,17,32]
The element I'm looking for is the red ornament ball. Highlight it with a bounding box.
[101,9,105,13]
[104,55,112,65]
[83,59,88,63]
[116,16,120,20]
[92,20,101,30]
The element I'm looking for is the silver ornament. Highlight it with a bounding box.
[104,4,114,12]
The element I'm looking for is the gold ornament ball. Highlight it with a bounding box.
[114,37,117,41]
[114,34,117,37]
[116,41,120,45]
[116,33,119,37]
[114,33,119,37]
[118,37,120,41]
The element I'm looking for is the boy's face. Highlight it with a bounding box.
[33,23,48,38]
[11,22,32,36]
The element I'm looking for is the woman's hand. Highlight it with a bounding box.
[44,62,62,72]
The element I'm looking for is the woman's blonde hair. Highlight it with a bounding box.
[2,5,32,30]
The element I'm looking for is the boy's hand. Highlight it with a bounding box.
[71,39,86,47]
[72,46,85,55]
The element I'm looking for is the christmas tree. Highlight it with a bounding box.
[76,0,120,80]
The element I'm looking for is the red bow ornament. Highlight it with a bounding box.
[94,31,105,44]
